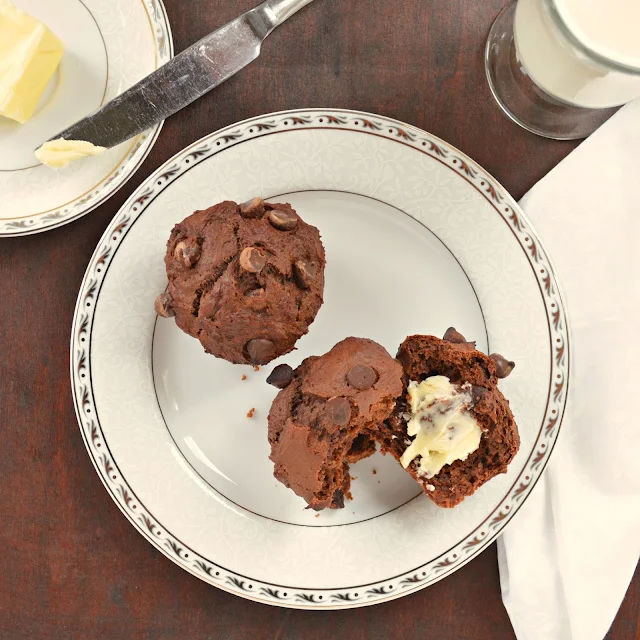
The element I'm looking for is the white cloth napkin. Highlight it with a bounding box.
[497,100,640,640]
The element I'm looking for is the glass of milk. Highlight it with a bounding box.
[485,0,640,139]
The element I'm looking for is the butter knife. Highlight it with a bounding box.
[45,0,316,149]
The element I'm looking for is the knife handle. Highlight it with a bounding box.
[265,0,315,27]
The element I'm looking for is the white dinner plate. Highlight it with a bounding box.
[0,0,172,236]
[71,109,570,609]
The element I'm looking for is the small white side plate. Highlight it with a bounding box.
[0,0,173,236]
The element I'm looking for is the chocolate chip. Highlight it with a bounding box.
[200,290,222,320]
[246,338,276,364]
[174,238,201,268]
[332,490,345,509]
[443,327,467,343]
[240,247,267,273]
[267,209,298,231]
[292,260,317,289]
[267,364,295,389]
[346,364,378,390]
[239,197,265,218]
[471,385,488,405]
[326,397,351,426]
[490,353,515,379]
[154,293,175,318]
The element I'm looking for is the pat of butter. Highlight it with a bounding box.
[400,376,482,479]
[0,0,64,124]
[35,139,106,169]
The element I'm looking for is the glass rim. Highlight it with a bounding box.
[545,0,640,76]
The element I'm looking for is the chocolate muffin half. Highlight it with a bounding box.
[267,338,404,510]
[381,329,519,508]
[154,198,325,365]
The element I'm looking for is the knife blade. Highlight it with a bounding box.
[45,0,315,149]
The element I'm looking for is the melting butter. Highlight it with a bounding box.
[35,139,106,168]
[400,376,482,479]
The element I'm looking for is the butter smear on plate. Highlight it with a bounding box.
[35,139,106,168]
[0,0,64,124]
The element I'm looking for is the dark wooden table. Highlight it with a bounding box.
[1,1,638,638]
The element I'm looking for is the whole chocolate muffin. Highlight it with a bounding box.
[381,329,519,508]
[154,198,325,365]
[267,338,404,510]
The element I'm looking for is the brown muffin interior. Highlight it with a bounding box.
[380,334,520,508]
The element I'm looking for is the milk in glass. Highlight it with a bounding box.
[514,0,640,108]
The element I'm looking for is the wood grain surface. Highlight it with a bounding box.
[0,1,638,638]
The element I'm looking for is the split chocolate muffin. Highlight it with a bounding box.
[267,338,404,510]
[381,328,520,508]
[154,197,325,365]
